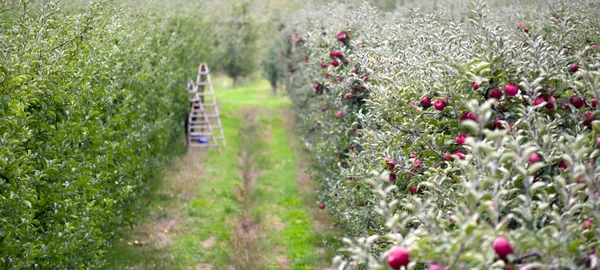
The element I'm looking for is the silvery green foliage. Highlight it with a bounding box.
[278,0,600,269]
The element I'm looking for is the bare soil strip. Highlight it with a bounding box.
[230,108,265,270]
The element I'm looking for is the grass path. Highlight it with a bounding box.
[104,77,338,270]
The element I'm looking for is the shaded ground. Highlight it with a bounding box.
[104,77,339,270]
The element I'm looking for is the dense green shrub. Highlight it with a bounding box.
[0,0,215,268]
[278,0,600,269]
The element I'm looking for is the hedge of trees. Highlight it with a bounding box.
[0,0,217,267]
[277,0,600,268]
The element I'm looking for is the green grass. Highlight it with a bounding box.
[104,76,337,269]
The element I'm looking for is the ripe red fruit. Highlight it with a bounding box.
[408,186,417,194]
[454,150,465,160]
[385,157,396,168]
[345,93,354,99]
[559,160,568,169]
[593,44,599,49]
[387,247,410,269]
[489,88,502,99]
[597,138,600,148]
[303,56,308,62]
[585,219,592,230]
[493,236,514,260]
[331,60,339,67]
[420,96,432,107]
[321,63,328,68]
[570,95,585,109]
[460,112,477,122]
[456,134,467,145]
[428,264,444,270]
[533,97,545,106]
[319,204,325,209]
[433,99,447,111]
[410,154,416,158]
[413,159,422,168]
[472,82,479,90]
[494,117,506,130]
[529,152,541,163]
[517,23,529,33]
[444,151,452,161]
[360,73,369,80]
[336,77,343,83]
[322,106,327,112]
[329,51,343,58]
[504,83,519,96]
[336,110,344,118]
[592,99,597,109]
[337,31,348,42]
[545,96,556,109]
[584,112,595,126]
[571,64,579,72]
[389,173,397,181]
[351,67,357,73]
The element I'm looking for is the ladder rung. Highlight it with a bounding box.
[190,124,222,129]
[196,93,213,96]
[205,114,219,118]
[189,143,219,147]
[189,132,214,136]
[197,82,211,86]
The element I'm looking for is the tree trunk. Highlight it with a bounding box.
[271,82,277,95]
[233,76,237,86]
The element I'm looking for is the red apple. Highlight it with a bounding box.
[489,88,503,99]
[336,110,344,118]
[584,112,595,126]
[592,98,597,109]
[389,173,397,181]
[472,82,479,90]
[413,159,422,168]
[455,134,467,145]
[460,112,477,122]
[493,236,514,260]
[387,247,410,270]
[517,23,529,32]
[433,99,447,111]
[529,152,541,163]
[321,63,328,68]
[331,60,339,67]
[420,96,432,107]
[559,160,568,169]
[533,97,545,106]
[319,204,325,209]
[571,64,579,72]
[408,186,417,194]
[570,95,585,109]
[504,83,519,96]
[444,151,452,161]
[585,219,592,230]
[454,151,465,160]
[428,264,444,270]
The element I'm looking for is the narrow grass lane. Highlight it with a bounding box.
[105,77,338,270]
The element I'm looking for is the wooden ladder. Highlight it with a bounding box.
[186,63,226,155]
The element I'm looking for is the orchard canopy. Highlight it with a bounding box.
[1,0,600,269]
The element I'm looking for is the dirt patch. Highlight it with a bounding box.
[162,148,205,201]
[264,214,285,232]
[230,108,266,270]
[201,236,216,248]
[151,216,181,247]
[276,255,290,269]
[283,109,337,231]
[193,263,214,270]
